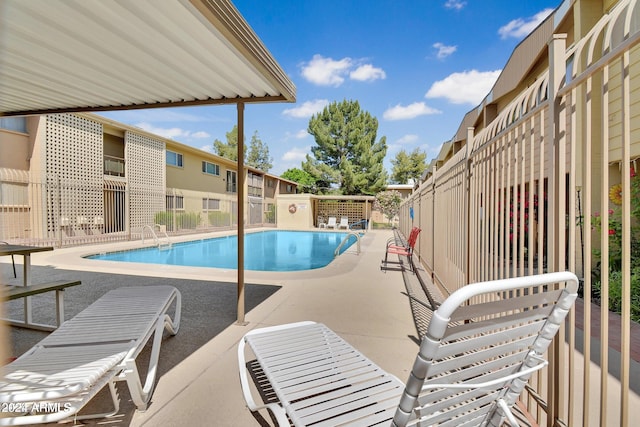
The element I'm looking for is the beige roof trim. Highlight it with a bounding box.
[0,0,295,117]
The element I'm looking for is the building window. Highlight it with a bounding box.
[0,117,27,133]
[202,161,220,176]
[166,150,183,167]
[226,170,237,193]
[166,195,184,210]
[286,184,294,193]
[267,179,275,188]
[202,198,220,210]
[248,171,263,197]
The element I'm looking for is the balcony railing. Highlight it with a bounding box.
[104,155,125,177]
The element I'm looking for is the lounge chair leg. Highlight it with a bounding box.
[67,380,122,422]
[237,337,290,426]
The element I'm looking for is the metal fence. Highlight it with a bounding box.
[0,173,276,247]
[400,1,638,425]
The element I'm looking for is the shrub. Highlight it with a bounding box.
[154,212,174,231]
[176,212,200,229]
[208,211,231,227]
[594,267,640,323]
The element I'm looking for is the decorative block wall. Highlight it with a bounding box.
[44,114,103,238]
[125,131,165,230]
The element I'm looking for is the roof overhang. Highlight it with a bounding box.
[0,0,296,117]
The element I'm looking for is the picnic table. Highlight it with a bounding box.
[1,244,81,331]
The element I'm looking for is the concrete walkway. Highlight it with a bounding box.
[2,229,419,426]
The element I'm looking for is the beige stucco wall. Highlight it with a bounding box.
[277,194,313,229]
[0,116,39,171]
[165,145,235,194]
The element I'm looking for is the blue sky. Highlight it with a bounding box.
[98,0,557,177]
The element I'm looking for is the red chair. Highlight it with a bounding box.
[382,227,421,272]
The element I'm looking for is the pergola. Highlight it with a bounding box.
[0,0,296,324]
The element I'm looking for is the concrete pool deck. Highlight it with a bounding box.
[1,229,420,426]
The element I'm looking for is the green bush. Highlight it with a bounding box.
[590,166,640,322]
[372,221,393,230]
[155,212,174,231]
[594,267,640,323]
[264,205,276,223]
[208,211,230,227]
[176,212,200,229]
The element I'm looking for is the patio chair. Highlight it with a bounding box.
[1,241,17,278]
[326,217,337,229]
[338,216,349,229]
[238,271,578,427]
[381,227,421,273]
[0,285,181,426]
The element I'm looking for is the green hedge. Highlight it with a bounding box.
[208,211,231,227]
[155,212,174,231]
[177,212,200,229]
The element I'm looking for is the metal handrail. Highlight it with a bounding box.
[334,232,360,257]
[154,224,172,249]
[141,225,159,246]
[142,224,172,249]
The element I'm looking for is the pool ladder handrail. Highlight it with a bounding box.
[141,224,172,250]
[334,232,360,257]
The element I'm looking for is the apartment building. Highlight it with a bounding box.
[0,113,296,246]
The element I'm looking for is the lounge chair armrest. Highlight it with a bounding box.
[237,334,290,426]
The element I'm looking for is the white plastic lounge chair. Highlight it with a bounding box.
[238,271,578,426]
[0,285,181,426]
[326,217,337,229]
[338,216,349,229]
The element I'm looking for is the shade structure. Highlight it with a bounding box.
[0,0,295,116]
[0,0,296,323]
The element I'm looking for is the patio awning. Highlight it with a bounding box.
[0,0,296,117]
[0,0,296,325]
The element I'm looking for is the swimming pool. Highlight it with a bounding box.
[87,230,359,272]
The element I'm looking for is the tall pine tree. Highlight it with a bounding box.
[390,148,426,184]
[246,131,272,172]
[303,100,387,195]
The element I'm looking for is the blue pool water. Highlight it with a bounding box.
[87,230,359,272]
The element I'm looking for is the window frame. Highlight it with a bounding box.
[202,198,221,211]
[202,161,220,176]
[226,170,237,193]
[166,150,183,167]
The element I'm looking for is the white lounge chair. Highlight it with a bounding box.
[338,216,349,229]
[326,217,337,229]
[238,272,578,426]
[0,285,181,426]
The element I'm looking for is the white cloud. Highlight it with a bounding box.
[282,99,329,118]
[444,0,466,10]
[433,42,457,59]
[350,64,386,82]
[396,134,419,144]
[282,146,311,162]
[301,54,353,86]
[425,69,501,105]
[191,131,211,138]
[294,129,309,139]
[199,144,213,153]
[383,102,441,121]
[300,54,386,86]
[134,122,210,140]
[498,8,554,39]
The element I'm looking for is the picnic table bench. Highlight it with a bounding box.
[2,280,82,331]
